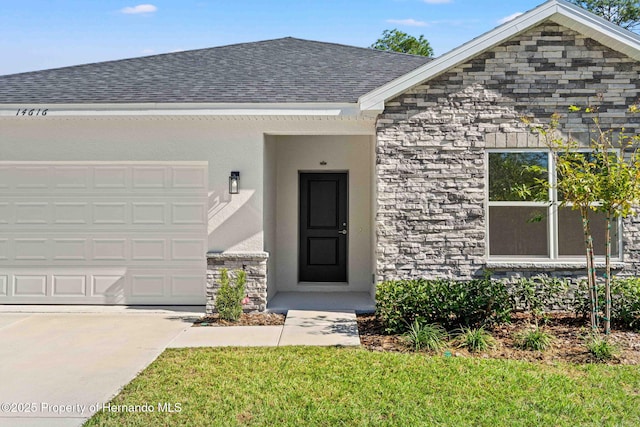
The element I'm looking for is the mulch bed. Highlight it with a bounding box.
[357,312,640,365]
[193,313,286,327]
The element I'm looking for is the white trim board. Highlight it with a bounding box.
[0,102,362,118]
[358,0,640,112]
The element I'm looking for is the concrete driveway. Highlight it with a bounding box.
[0,307,201,426]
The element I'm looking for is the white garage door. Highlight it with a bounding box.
[0,162,208,305]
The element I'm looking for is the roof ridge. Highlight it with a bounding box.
[1,36,430,78]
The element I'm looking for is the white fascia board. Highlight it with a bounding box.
[359,0,640,112]
[0,102,361,117]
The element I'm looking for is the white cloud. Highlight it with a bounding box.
[121,4,157,14]
[386,18,428,27]
[497,12,523,24]
[423,0,452,4]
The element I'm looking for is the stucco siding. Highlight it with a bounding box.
[1,115,374,256]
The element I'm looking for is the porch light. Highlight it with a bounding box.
[229,171,240,194]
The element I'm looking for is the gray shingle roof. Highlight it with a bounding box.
[0,37,431,104]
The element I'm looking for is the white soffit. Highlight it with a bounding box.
[358,0,640,112]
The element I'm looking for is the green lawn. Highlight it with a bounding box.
[86,347,640,426]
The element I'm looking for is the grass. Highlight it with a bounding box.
[85,347,640,427]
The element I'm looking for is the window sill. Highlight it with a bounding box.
[486,261,626,270]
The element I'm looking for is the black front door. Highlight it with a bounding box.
[299,172,348,282]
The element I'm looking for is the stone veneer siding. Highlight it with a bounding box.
[206,252,268,314]
[376,22,640,282]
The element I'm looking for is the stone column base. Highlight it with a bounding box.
[206,252,269,314]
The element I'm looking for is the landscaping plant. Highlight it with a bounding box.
[403,320,448,352]
[215,269,247,321]
[514,327,554,351]
[376,277,511,333]
[574,277,640,331]
[454,327,495,352]
[510,275,571,321]
[586,333,619,362]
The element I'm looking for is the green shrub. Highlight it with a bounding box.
[585,333,619,362]
[514,327,554,351]
[510,275,571,317]
[215,269,247,321]
[610,277,640,330]
[573,277,640,330]
[376,277,512,333]
[403,320,448,352]
[454,327,495,352]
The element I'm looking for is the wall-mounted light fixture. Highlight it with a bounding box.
[229,171,240,194]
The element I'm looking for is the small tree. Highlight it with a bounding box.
[370,29,434,57]
[525,106,640,333]
[583,112,640,334]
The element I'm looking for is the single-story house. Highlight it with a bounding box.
[0,0,639,312]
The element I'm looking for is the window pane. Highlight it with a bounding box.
[558,208,619,257]
[489,206,549,256]
[489,152,548,201]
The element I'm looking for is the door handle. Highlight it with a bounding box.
[338,229,347,235]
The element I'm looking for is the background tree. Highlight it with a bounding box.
[370,29,434,56]
[570,0,640,31]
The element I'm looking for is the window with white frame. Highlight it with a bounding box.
[487,150,620,260]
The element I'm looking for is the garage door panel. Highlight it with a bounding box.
[171,275,205,297]
[54,202,88,224]
[0,162,207,305]
[94,166,128,189]
[133,166,166,188]
[52,275,87,296]
[171,239,205,261]
[93,203,127,224]
[0,203,8,223]
[92,275,126,299]
[131,275,165,297]
[15,202,49,224]
[14,275,47,296]
[133,203,166,224]
[54,166,90,189]
[93,239,127,261]
[53,239,88,260]
[172,203,207,225]
[15,166,50,190]
[132,239,166,261]
[15,239,48,260]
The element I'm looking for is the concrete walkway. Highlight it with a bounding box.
[268,292,375,313]
[169,309,361,348]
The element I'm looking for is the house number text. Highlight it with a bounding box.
[16,108,48,116]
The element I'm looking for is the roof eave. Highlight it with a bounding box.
[0,102,364,118]
[358,0,640,112]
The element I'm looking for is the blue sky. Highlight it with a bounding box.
[0,0,544,76]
